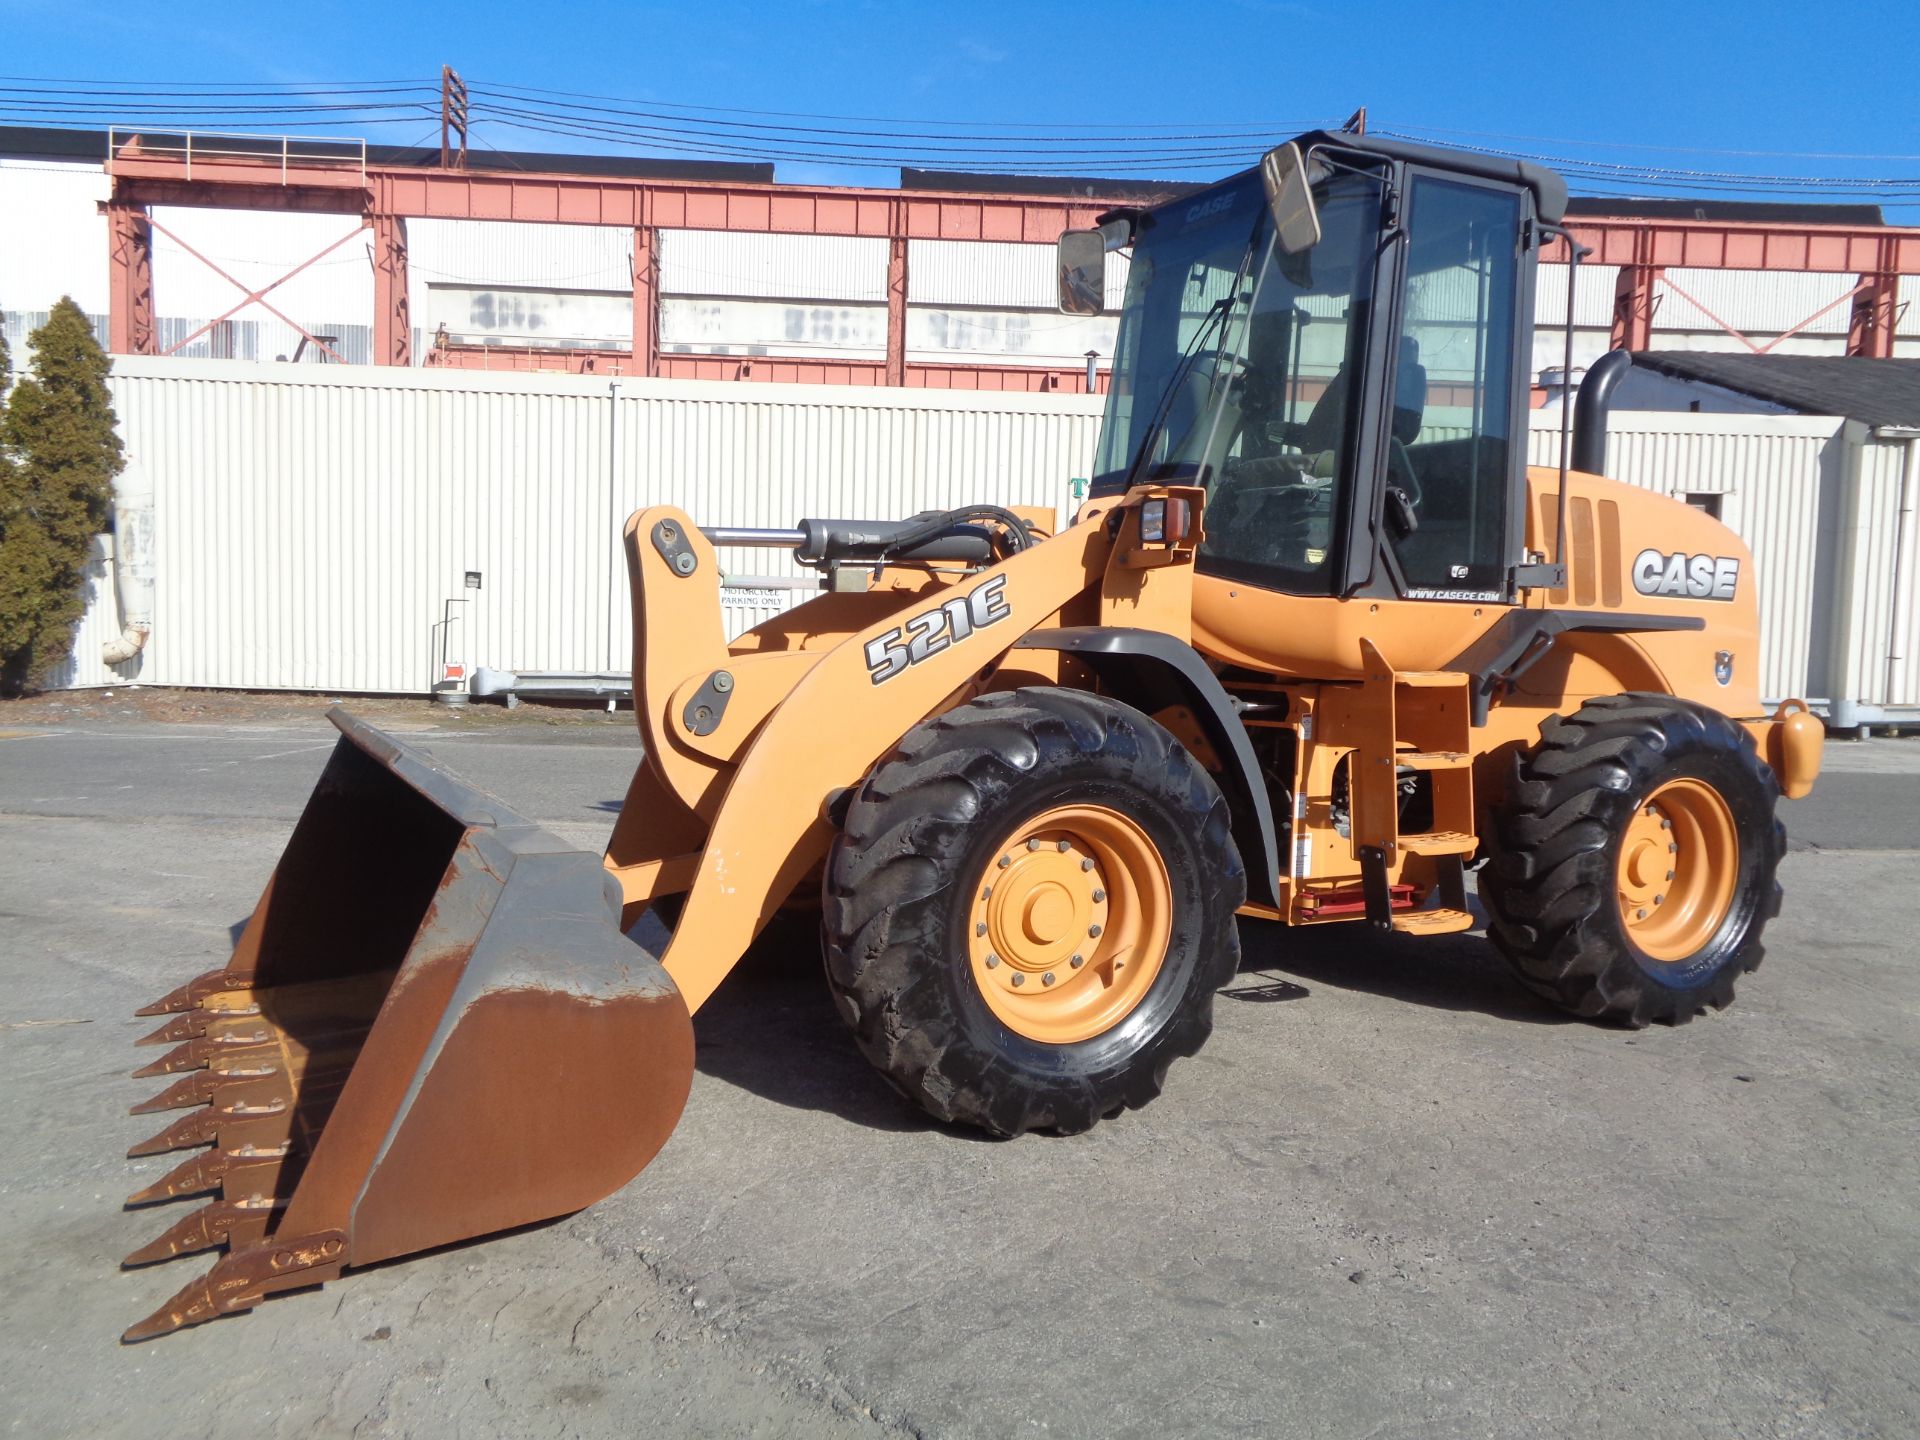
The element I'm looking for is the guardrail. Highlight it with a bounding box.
[107,128,368,185]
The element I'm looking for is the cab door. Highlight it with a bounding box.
[1378,172,1535,602]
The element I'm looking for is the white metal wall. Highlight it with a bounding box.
[57,360,1915,713]
[662,230,886,302]
[1828,435,1920,710]
[0,159,110,313]
[79,358,1103,694]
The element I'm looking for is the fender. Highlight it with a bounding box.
[1015,627,1283,909]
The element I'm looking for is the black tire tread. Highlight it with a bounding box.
[823,687,1244,1137]
[1480,692,1785,1028]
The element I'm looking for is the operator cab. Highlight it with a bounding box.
[1063,131,1567,605]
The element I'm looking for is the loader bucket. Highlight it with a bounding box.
[120,709,694,1341]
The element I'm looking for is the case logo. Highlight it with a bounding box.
[864,575,1012,684]
[1183,193,1237,224]
[1632,549,1739,601]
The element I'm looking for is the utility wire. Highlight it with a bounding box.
[0,73,1914,204]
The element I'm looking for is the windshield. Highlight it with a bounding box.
[1092,163,1390,595]
[1090,174,1266,489]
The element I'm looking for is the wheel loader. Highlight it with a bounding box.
[119,129,1826,1340]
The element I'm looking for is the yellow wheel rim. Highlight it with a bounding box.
[968,804,1173,1045]
[1616,777,1740,962]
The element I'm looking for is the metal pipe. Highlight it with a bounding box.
[471,668,631,709]
[1879,430,1920,705]
[701,526,806,547]
[101,454,155,666]
[1538,224,1595,587]
[1571,348,1633,477]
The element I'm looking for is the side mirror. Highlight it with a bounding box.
[1260,142,1321,255]
[1057,229,1106,316]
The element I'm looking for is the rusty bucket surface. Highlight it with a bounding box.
[121,709,694,1341]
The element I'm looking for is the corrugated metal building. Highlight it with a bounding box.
[53,358,1920,729]
[7,127,1917,378]
[56,360,1105,693]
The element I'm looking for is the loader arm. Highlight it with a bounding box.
[651,500,1128,1013]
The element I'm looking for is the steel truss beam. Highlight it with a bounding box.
[105,142,1920,379]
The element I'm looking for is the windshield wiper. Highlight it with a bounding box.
[1113,212,1267,494]
[1112,295,1234,493]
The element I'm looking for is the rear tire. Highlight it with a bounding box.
[1481,693,1784,1027]
[822,688,1244,1136]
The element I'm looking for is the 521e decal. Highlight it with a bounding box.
[864,575,1012,684]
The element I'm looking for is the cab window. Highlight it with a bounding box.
[1385,177,1522,598]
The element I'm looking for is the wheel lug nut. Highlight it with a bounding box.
[984,953,1000,969]
[1088,923,1102,938]
[1042,972,1056,986]
[998,855,1012,869]
[1665,870,1675,881]
[982,886,993,900]
[1010,973,1024,987]
[1654,893,1665,905]
[1070,954,1084,968]
[1057,840,1071,853]
[1092,888,1106,903]
[1080,858,1095,872]
[1668,843,1678,854]
[1636,908,1647,920]
[1659,818,1671,830]
[1027,838,1042,852]
[976,923,988,936]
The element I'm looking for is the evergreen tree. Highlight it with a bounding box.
[0,298,124,694]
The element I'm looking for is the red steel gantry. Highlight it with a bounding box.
[102,135,1920,386]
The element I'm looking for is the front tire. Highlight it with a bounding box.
[822,688,1245,1136]
[1481,694,1785,1027]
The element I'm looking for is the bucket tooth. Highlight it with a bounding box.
[130,1072,221,1115]
[126,1143,292,1206]
[135,971,245,1017]
[126,1150,230,1205]
[136,999,267,1047]
[123,1270,228,1343]
[122,1196,282,1267]
[131,1027,279,1078]
[136,1013,208,1047]
[123,1228,348,1343]
[132,1041,216,1079]
[128,1109,223,1157]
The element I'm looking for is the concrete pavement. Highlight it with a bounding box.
[2,713,1915,1438]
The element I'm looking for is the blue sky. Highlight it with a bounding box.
[4,0,1917,211]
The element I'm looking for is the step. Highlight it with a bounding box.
[1393,749,1471,771]
[1394,670,1469,689]
[1398,830,1479,857]
[1391,907,1475,936]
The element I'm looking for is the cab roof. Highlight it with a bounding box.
[1290,129,1569,223]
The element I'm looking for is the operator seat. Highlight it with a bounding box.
[1299,336,1427,456]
